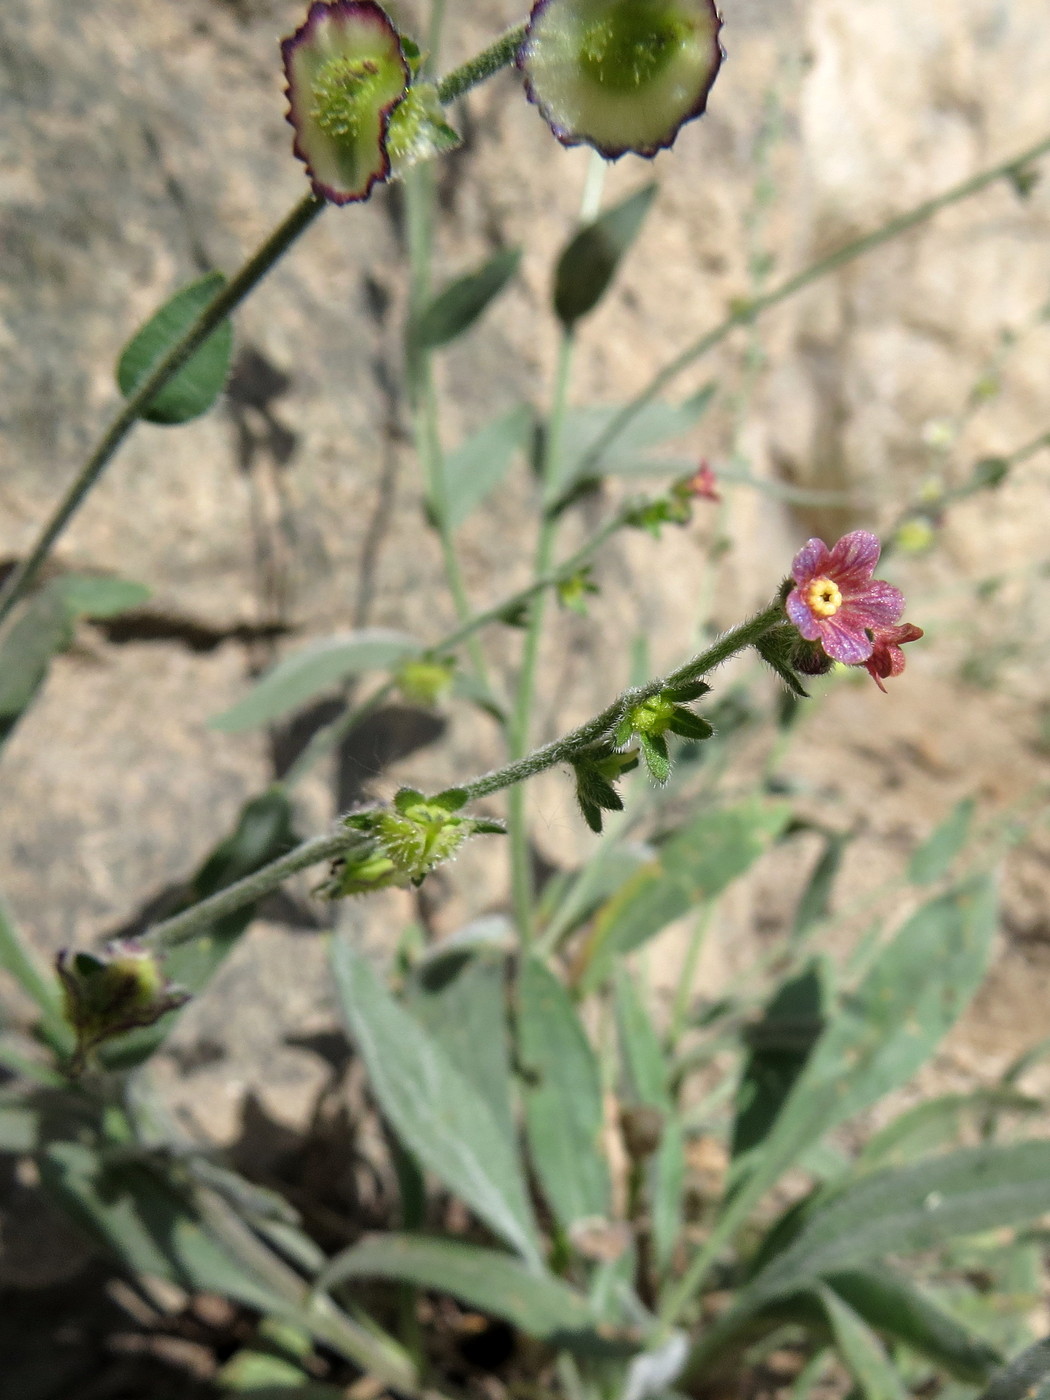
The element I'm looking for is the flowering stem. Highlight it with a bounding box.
[435,24,527,104]
[142,600,785,949]
[143,830,367,952]
[0,193,326,631]
[0,28,528,635]
[466,600,785,803]
[577,131,1050,483]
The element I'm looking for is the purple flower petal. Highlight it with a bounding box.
[786,588,822,640]
[843,580,905,628]
[818,616,874,665]
[791,537,831,585]
[827,530,881,585]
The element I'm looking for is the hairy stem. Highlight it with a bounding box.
[436,24,527,104]
[0,194,325,630]
[578,132,1050,482]
[0,26,528,633]
[145,600,785,950]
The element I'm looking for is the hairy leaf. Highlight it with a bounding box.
[413,248,522,351]
[443,405,533,529]
[116,271,233,424]
[519,956,610,1232]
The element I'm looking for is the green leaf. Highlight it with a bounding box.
[730,963,825,1162]
[443,405,533,529]
[218,1350,314,1391]
[331,936,541,1266]
[0,895,72,1054]
[210,630,421,733]
[100,789,297,1069]
[0,1100,39,1152]
[826,1266,1002,1384]
[650,1116,686,1275]
[518,955,610,1233]
[0,574,151,749]
[404,949,516,1154]
[791,833,847,943]
[412,248,522,351]
[666,708,713,742]
[749,1141,1050,1303]
[815,1284,909,1400]
[582,800,792,990]
[614,966,670,1110]
[857,1090,1042,1172]
[553,184,657,327]
[116,271,234,424]
[976,1337,1050,1400]
[552,384,716,500]
[316,1234,602,1344]
[909,799,976,885]
[40,1142,282,1310]
[726,878,997,1225]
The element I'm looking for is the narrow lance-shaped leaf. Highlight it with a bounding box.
[518,955,611,1233]
[331,936,542,1267]
[117,272,234,424]
[316,1234,603,1345]
[976,1337,1050,1400]
[210,629,421,733]
[404,949,516,1154]
[814,1284,909,1400]
[412,248,522,352]
[723,878,998,1231]
[554,184,657,327]
[443,405,533,530]
[0,575,150,750]
[748,1140,1050,1303]
[581,800,792,991]
[908,798,976,886]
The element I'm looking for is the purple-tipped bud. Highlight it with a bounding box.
[281,1,410,204]
[518,0,725,160]
[56,941,190,1071]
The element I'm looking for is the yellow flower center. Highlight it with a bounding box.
[805,577,842,617]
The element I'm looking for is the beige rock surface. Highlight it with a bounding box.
[1,0,1050,1156]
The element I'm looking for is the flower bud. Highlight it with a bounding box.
[282,1,410,204]
[56,941,190,1071]
[519,0,724,159]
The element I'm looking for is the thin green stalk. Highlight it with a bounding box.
[507,330,576,942]
[144,830,366,951]
[435,24,527,104]
[143,600,785,951]
[0,193,325,630]
[464,600,785,804]
[0,26,528,634]
[577,131,1050,483]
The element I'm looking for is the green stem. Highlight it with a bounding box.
[436,24,527,105]
[507,330,576,942]
[0,27,528,634]
[464,600,785,804]
[0,193,325,630]
[576,131,1050,483]
[143,830,366,951]
[144,600,785,950]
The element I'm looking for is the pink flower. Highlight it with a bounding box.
[863,623,924,692]
[786,531,904,666]
[685,459,721,502]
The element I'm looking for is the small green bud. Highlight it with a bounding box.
[322,792,504,897]
[56,941,190,1072]
[396,657,455,706]
[556,567,600,616]
[385,82,461,174]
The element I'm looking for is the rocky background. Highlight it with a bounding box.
[2,0,1050,1338]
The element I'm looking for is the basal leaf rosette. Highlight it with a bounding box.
[519,0,725,159]
[282,0,410,204]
